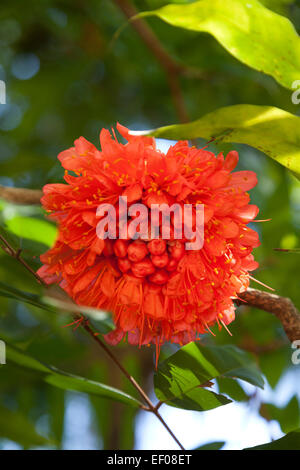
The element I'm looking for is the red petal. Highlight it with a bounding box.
[224,151,239,171]
[230,171,258,191]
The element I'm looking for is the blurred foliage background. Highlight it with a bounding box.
[0,0,300,450]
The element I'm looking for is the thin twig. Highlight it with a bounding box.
[155,400,163,411]
[112,0,202,78]
[0,234,185,450]
[112,0,194,124]
[0,235,46,286]
[82,322,185,450]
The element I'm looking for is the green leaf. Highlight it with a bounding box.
[135,105,300,179]
[165,387,231,411]
[261,396,300,434]
[0,404,50,448]
[217,376,249,402]
[47,387,65,447]
[6,343,50,373]
[244,429,300,449]
[195,441,225,450]
[139,0,300,89]
[44,372,140,407]
[260,0,295,15]
[5,216,57,247]
[258,348,290,389]
[6,343,142,408]
[154,343,263,411]
[0,222,48,259]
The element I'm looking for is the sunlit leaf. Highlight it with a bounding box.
[133,105,300,179]
[5,216,57,247]
[139,0,300,89]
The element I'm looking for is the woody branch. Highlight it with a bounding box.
[0,185,42,205]
[237,288,300,344]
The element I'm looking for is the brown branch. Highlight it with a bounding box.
[238,288,300,344]
[0,234,185,451]
[113,0,194,76]
[0,185,42,205]
[0,235,46,285]
[112,0,196,123]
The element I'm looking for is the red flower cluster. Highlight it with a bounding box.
[38,124,260,355]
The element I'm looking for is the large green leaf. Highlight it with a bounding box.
[133,105,300,179]
[5,216,57,247]
[6,343,142,408]
[0,404,50,448]
[165,385,231,411]
[244,429,300,449]
[139,0,300,89]
[154,343,264,411]
[217,376,249,402]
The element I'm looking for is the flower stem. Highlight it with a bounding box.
[82,322,185,450]
[0,234,185,450]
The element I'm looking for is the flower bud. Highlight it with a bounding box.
[147,239,166,255]
[131,258,155,277]
[151,253,169,268]
[128,240,148,262]
[118,258,131,273]
[113,239,129,258]
[148,269,169,285]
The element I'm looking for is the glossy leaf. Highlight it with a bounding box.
[217,376,249,402]
[139,0,300,89]
[154,343,264,411]
[164,387,231,412]
[244,429,300,449]
[134,105,300,179]
[6,343,142,408]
